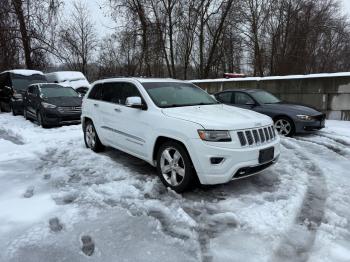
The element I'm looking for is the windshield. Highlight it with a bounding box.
[11,74,47,91]
[250,90,281,104]
[142,82,218,108]
[40,85,79,98]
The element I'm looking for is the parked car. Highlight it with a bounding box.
[0,69,47,114]
[82,78,280,192]
[214,89,326,137]
[45,71,90,95]
[23,83,82,127]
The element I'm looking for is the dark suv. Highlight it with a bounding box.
[0,70,47,114]
[23,83,82,127]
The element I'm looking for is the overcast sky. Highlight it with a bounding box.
[62,0,350,38]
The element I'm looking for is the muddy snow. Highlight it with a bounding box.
[0,114,349,262]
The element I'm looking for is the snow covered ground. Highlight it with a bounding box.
[0,113,349,262]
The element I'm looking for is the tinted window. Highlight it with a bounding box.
[234,92,254,105]
[142,82,217,108]
[101,82,141,105]
[88,84,103,100]
[217,92,233,103]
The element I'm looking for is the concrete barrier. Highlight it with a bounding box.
[191,73,350,120]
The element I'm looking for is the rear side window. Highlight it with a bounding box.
[88,84,103,100]
[101,82,141,105]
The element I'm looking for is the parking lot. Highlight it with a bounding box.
[0,113,350,262]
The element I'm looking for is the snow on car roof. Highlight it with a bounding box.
[3,69,44,76]
[45,71,87,82]
[93,77,187,85]
[190,72,350,83]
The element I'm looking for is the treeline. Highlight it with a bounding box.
[1,0,350,80]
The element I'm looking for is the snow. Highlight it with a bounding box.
[0,113,350,261]
[45,71,90,89]
[3,69,44,76]
[190,72,350,83]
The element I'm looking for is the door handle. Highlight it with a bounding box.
[114,108,121,112]
[94,103,99,107]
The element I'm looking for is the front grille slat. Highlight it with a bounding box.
[237,131,247,146]
[245,131,254,145]
[264,128,270,141]
[237,125,276,147]
[57,106,82,114]
[252,130,260,143]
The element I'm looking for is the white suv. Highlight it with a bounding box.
[82,78,280,192]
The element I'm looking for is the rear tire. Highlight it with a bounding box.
[156,141,195,193]
[84,120,105,152]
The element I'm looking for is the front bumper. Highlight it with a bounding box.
[42,109,81,126]
[294,118,325,133]
[187,137,280,185]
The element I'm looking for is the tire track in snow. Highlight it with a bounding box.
[272,139,328,262]
[294,137,350,158]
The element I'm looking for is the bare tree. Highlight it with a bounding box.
[56,1,98,77]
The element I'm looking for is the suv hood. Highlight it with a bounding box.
[162,104,272,130]
[44,97,82,107]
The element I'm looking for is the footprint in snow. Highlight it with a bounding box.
[49,217,63,232]
[23,186,34,198]
[81,235,95,256]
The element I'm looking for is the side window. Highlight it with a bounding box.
[234,92,254,105]
[121,83,142,104]
[88,84,102,100]
[217,92,232,103]
[101,82,142,105]
[101,82,122,104]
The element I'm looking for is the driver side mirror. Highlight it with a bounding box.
[125,96,146,110]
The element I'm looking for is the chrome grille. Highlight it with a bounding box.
[237,125,277,147]
[57,106,82,114]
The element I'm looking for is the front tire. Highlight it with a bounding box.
[84,121,104,152]
[274,116,295,137]
[156,141,195,193]
[37,111,48,128]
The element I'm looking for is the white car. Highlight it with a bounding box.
[82,78,280,192]
[45,71,90,94]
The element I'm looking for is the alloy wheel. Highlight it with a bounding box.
[85,124,96,148]
[274,119,292,136]
[160,147,186,186]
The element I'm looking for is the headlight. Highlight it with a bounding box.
[296,115,313,121]
[41,102,57,109]
[198,130,231,142]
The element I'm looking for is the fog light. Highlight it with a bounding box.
[210,157,224,164]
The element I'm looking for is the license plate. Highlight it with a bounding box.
[259,147,274,164]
